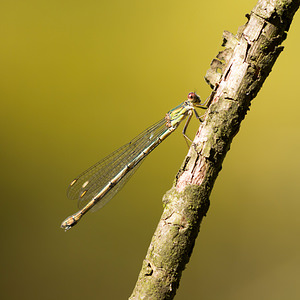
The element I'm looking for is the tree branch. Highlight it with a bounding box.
[129,1,300,299]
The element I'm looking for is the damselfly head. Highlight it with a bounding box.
[187,92,201,105]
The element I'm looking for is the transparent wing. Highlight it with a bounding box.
[90,163,140,212]
[66,117,169,211]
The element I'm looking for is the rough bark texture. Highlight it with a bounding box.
[130,1,300,299]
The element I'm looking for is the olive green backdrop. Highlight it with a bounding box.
[1,1,299,299]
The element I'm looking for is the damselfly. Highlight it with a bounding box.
[61,92,207,231]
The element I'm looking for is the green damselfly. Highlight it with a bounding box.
[61,92,207,231]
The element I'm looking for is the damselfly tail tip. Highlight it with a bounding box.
[61,213,82,231]
[60,219,72,231]
[61,224,72,232]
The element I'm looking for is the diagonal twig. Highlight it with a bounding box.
[130,1,300,299]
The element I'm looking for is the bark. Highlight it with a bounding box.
[130,1,300,299]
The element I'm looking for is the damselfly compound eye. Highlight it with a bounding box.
[188,92,195,100]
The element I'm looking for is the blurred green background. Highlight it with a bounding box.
[1,0,299,299]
